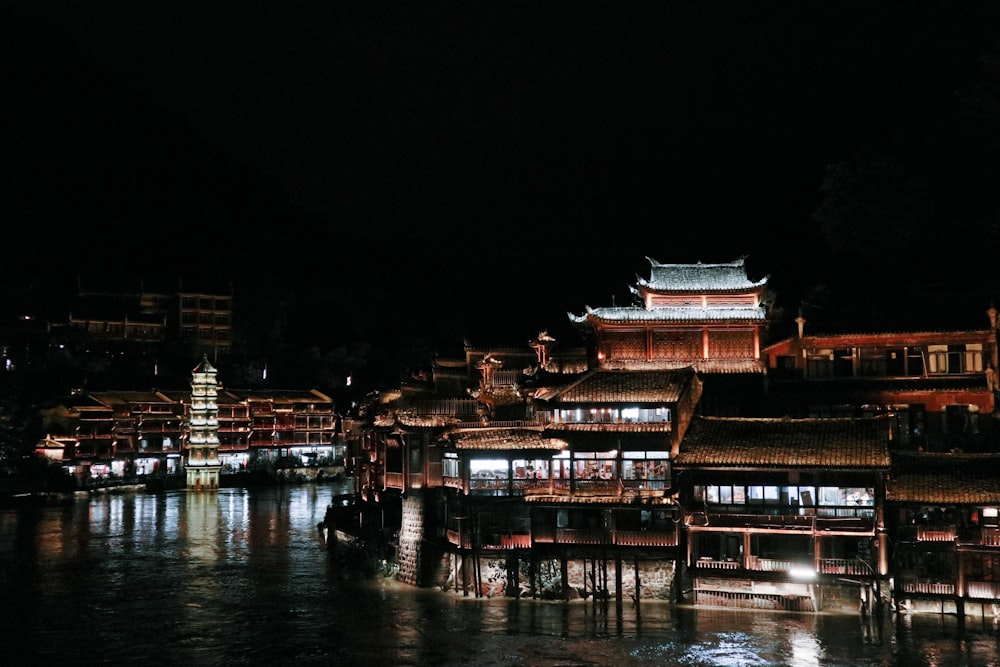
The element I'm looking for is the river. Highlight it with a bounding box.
[2,483,998,667]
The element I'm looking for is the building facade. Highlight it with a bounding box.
[338,256,1000,617]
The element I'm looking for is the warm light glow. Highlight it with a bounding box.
[790,565,816,580]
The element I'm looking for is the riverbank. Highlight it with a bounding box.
[0,465,348,508]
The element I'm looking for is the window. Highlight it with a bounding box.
[719,485,733,503]
[927,344,978,374]
[806,350,834,379]
[470,458,508,478]
[859,349,886,376]
[906,347,924,376]
[819,487,845,505]
[966,343,984,373]
[834,349,854,377]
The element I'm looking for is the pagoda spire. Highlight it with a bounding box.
[185,354,222,491]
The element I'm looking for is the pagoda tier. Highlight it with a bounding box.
[569,257,769,374]
[186,354,222,491]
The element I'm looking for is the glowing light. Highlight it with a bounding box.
[790,565,816,580]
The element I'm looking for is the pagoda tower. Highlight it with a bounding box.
[185,354,222,491]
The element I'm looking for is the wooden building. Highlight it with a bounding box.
[886,451,1000,617]
[569,256,770,415]
[673,414,892,612]
[51,278,234,357]
[343,255,1000,616]
[763,306,999,451]
[38,385,341,484]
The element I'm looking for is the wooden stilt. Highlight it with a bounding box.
[561,554,569,601]
[615,554,624,615]
[634,558,642,616]
[474,551,482,597]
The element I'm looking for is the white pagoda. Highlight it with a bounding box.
[185,354,222,491]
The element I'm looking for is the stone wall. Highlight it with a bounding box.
[395,496,424,586]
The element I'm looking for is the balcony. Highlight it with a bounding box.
[899,576,956,596]
[687,511,875,535]
[896,525,958,543]
[692,556,875,577]
[531,525,676,547]
[964,581,1000,599]
[817,558,876,576]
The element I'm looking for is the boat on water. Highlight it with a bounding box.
[319,493,380,546]
[319,493,399,576]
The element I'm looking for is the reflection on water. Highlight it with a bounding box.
[3,485,1000,666]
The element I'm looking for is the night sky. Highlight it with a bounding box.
[4,4,1000,361]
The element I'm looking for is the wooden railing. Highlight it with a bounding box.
[917,526,957,541]
[613,529,678,547]
[692,557,874,576]
[449,525,677,549]
[695,558,741,570]
[900,578,955,596]
[818,558,875,576]
[965,581,1000,599]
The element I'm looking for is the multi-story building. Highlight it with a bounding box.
[37,385,343,483]
[763,306,999,451]
[241,389,340,464]
[674,414,892,612]
[569,255,770,415]
[886,451,1000,616]
[50,278,233,357]
[341,255,1000,618]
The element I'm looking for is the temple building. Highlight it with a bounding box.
[569,256,770,415]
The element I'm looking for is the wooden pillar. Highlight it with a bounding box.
[474,550,482,597]
[615,555,623,615]
[635,558,642,617]
[878,531,890,576]
[674,552,685,604]
[534,555,540,599]
[591,558,598,610]
[813,534,822,572]
[561,554,569,601]
[462,551,469,597]
[506,555,520,598]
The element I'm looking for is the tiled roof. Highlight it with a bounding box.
[673,415,893,468]
[638,256,768,293]
[544,422,672,434]
[601,359,766,375]
[523,493,676,505]
[159,389,244,405]
[766,376,992,394]
[447,428,567,451]
[396,413,461,429]
[886,473,1000,505]
[88,391,178,406]
[234,389,334,403]
[569,305,767,324]
[548,368,697,404]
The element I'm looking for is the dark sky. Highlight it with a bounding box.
[4,3,1000,353]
